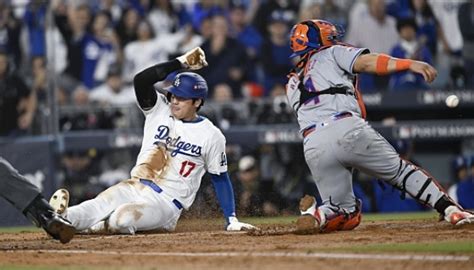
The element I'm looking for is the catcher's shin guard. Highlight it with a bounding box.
[340,199,362,231]
[389,159,467,220]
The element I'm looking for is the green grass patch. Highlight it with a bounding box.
[0,226,40,233]
[362,211,438,221]
[343,240,474,253]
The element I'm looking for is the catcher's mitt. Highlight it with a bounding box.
[131,145,168,180]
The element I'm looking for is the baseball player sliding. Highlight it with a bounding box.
[50,47,255,234]
[286,19,474,233]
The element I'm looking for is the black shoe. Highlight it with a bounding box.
[41,210,75,244]
[24,195,75,244]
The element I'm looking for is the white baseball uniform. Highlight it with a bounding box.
[64,93,228,234]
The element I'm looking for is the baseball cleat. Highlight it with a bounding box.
[444,206,474,226]
[296,195,320,234]
[49,189,70,215]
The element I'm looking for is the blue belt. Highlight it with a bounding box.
[139,179,183,210]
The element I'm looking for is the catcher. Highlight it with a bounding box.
[286,19,474,233]
[50,47,255,234]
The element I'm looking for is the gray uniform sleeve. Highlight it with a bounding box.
[332,46,370,75]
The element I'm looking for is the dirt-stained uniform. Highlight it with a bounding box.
[49,48,255,234]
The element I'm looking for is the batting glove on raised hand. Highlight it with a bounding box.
[226,216,256,231]
[176,47,208,70]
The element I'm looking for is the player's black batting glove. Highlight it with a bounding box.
[226,216,256,231]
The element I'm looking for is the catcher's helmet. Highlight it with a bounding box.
[167,72,208,99]
[289,19,344,58]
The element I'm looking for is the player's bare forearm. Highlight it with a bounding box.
[133,60,182,110]
[353,53,437,83]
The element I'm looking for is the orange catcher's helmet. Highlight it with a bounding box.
[289,19,344,58]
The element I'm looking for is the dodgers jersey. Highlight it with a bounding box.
[131,93,228,209]
[286,45,369,132]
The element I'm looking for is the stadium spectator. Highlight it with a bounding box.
[29,56,48,104]
[346,0,398,54]
[228,3,263,82]
[260,144,312,213]
[191,0,228,32]
[448,156,474,209]
[147,0,180,36]
[24,1,47,58]
[96,149,134,187]
[345,0,398,91]
[26,56,48,134]
[260,11,293,94]
[115,8,140,48]
[252,0,298,38]
[234,155,280,216]
[0,2,22,69]
[122,20,192,83]
[81,11,119,89]
[298,0,348,27]
[97,0,123,25]
[389,18,433,91]
[229,3,262,57]
[408,0,438,57]
[53,2,91,87]
[428,0,465,88]
[59,149,102,205]
[198,14,213,39]
[458,0,474,88]
[255,84,293,124]
[200,13,249,98]
[213,83,234,102]
[89,66,135,106]
[0,51,36,137]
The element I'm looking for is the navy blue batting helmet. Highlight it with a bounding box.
[167,72,208,99]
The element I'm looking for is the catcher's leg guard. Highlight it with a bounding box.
[340,199,362,231]
[388,159,471,224]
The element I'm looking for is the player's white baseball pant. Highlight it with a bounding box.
[66,180,182,234]
[304,116,445,214]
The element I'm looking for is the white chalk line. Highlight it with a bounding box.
[3,249,470,262]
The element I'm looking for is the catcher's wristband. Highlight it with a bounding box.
[376,54,413,75]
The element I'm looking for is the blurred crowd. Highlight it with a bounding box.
[2,0,474,136]
[1,0,474,214]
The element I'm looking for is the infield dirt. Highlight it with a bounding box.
[0,218,473,270]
